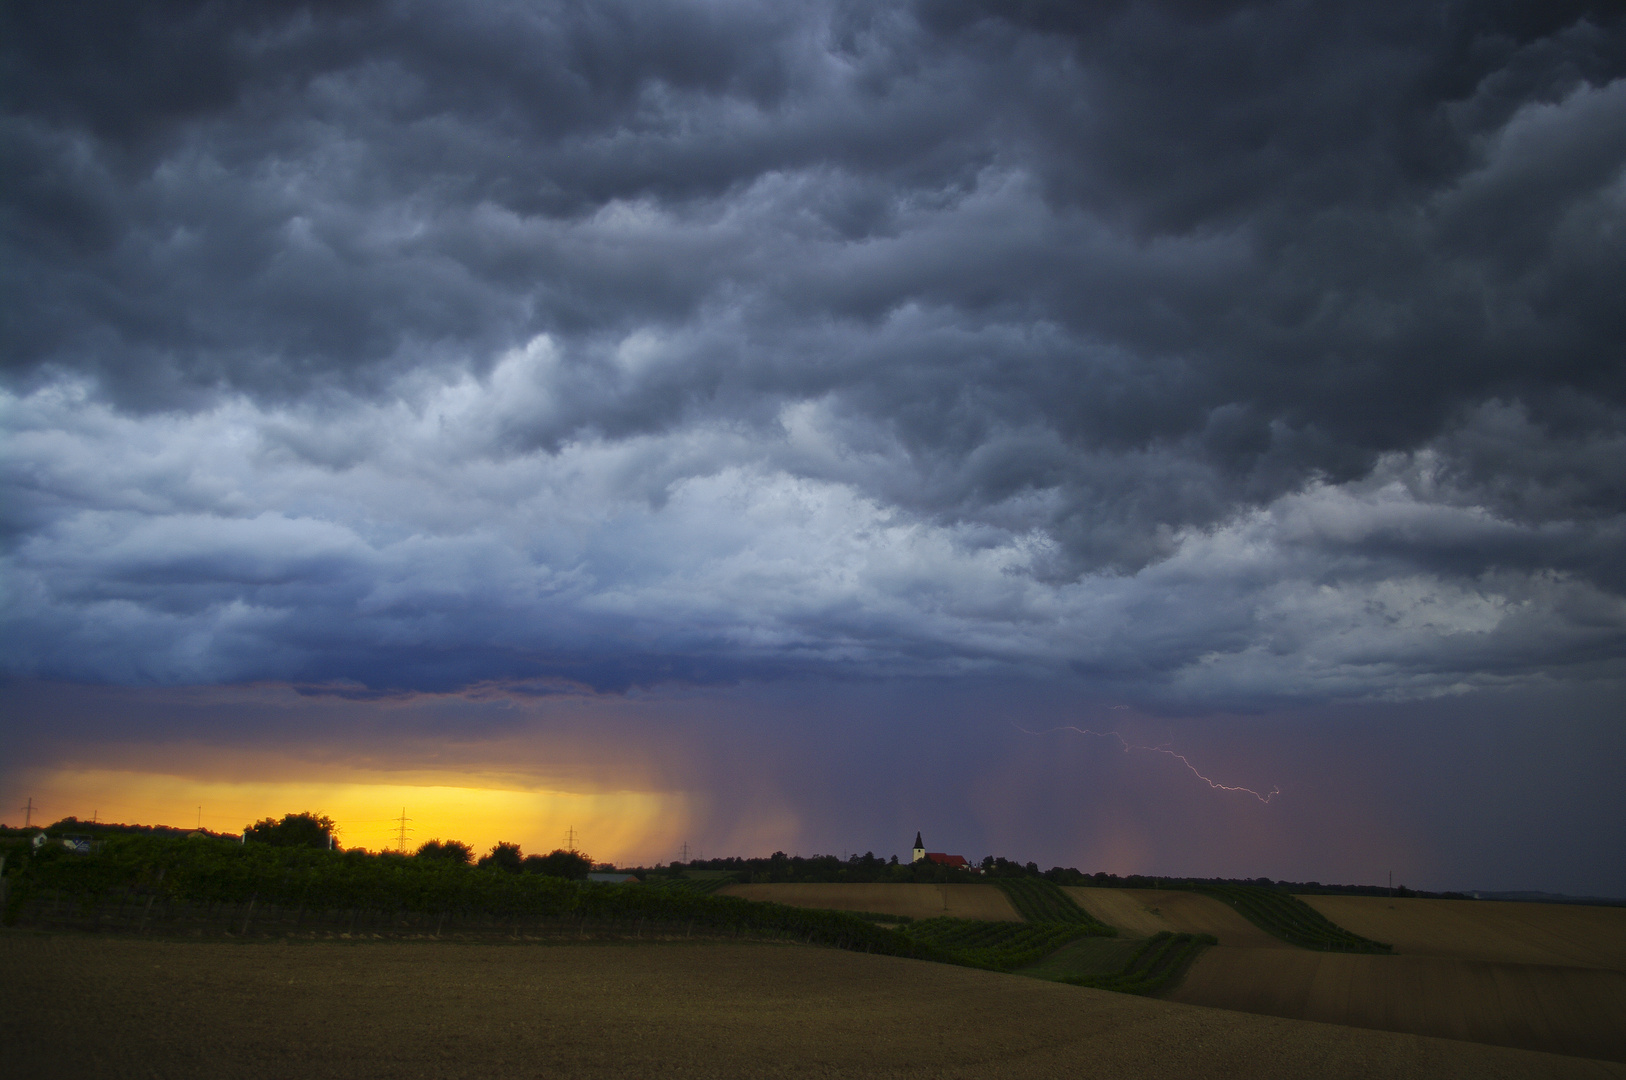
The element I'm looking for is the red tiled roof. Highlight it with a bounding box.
[925,852,969,868]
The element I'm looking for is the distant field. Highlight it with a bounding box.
[1066,887,1289,948]
[1169,944,1626,1063]
[717,882,1020,921]
[1297,896,1626,969]
[5,935,1615,1080]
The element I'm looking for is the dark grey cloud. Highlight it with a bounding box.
[2,0,1623,698]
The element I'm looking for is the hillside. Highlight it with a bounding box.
[6,936,1617,1080]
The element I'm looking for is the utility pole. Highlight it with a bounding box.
[23,797,35,828]
[394,808,412,852]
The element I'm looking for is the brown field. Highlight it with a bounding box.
[1061,887,1626,1062]
[5,934,1620,1080]
[1066,887,1290,947]
[718,881,1021,921]
[1169,945,1626,1063]
[1298,895,1626,969]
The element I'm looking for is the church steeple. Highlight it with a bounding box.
[912,832,925,863]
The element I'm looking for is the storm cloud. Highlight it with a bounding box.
[4,0,1624,703]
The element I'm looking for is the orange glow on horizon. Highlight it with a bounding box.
[12,769,694,866]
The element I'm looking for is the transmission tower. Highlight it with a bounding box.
[680,841,691,863]
[394,808,413,852]
[23,797,35,828]
[564,825,578,853]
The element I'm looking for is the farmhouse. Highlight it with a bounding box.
[911,832,971,869]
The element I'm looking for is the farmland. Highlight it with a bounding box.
[1169,944,1626,1063]
[904,916,1106,971]
[1067,887,1290,947]
[1137,891,1626,1063]
[718,881,1020,921]
[994,877,1112,928]
[1059,931,1219,995]
[7,835,1624,1068]
[4,934,1615,1080]
[1297,895,1626,969]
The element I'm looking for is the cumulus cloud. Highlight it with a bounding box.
[2,0,1622,702]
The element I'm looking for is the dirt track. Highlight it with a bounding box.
[4,934,1617,1080]
[1298,896,1626,969]
[718,882,1020,921]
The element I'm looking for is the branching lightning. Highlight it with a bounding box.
[1015,723,1281,804]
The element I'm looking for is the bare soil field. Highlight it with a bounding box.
[1066,887,1290,948]
[1169,944,1626,1064]
[718,882,1021,921]
[1297,896,1626,969]
[4,934,1618,1080]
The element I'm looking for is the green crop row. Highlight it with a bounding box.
[993,877,1114,931]
[654,875,740,895]
[1062,931,1217,995]
[903,917,1107,971]
[1190,884,1390,953]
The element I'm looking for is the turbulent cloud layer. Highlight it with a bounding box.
[4,0,1624,702]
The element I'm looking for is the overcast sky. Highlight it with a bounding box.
[3,1,1623,890]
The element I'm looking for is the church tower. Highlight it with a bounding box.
[912,832,925,863]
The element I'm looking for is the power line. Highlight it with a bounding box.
[393,808,413,852]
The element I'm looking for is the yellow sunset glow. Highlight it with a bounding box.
[17,769,692,865]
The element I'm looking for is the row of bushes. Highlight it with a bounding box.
[1189,884,1391,952]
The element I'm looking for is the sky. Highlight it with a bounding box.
[2,1,1623,894]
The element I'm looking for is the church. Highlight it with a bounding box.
[911,832,971,870]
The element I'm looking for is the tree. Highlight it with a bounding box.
[416,838,473,864]
[243,812,336,849]
[478,841,523,872]
[522,849,592,880]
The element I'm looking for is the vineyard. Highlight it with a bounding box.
[1189,884,1391,953]
[0,836,924,957]
[901,917,1103,971]
[0,835,1230,996]
[1060,932,1218,995]
[993,877,1114,930]
[660,873,742,895]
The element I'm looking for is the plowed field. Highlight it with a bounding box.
[1169,945,1626,1063]
[1065,887,1290,947]
[1298,896,1626,969]
[717,882,1020,921]
[4,934,1617,1080]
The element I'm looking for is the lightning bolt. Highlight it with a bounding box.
[1015,723,1281,804]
